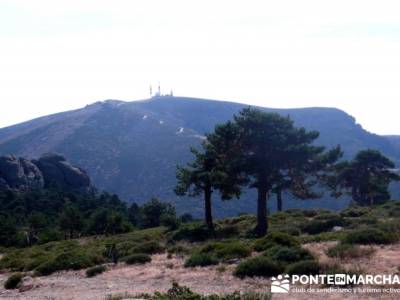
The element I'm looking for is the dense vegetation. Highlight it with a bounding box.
[1,200,399,279]
[0,187,180,247]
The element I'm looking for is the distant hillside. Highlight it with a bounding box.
[385,135,400,152]
[0,96,399,217]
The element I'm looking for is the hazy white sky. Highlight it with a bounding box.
[1,0,400,134]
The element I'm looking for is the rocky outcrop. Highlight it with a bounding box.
[0,155,44,189]
[0,153,91,191]
[34,153,91,190]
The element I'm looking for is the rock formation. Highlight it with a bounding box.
[0,153,91,192]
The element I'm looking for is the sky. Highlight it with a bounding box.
[1,0,400,134]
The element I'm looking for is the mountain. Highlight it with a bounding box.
[0,96,399,217]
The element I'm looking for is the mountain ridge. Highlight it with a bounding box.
[0,96,398,217]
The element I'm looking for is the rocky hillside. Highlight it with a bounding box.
[0,96,398,216]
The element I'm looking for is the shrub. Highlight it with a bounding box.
[234,256,284,278]
[161,214,181,231]
[38,228,64,244]
[253,232,299,252]
[264,246,313,265]
[200,241,251,261]
[184,253,219,268]
[286,260,321,275]
[146,282,273,300]
[4,273,23,290]
[215,225,239,239]
[285,209,305,217]
[302,218,344,235]
[179,213,194,223]
[125,254,151,265]
[167,245,190,255]
[171,223,215,242]
[340,207,369,218]
[302,210,319,218]
[35,251,103,276]
[343,228,397,245]
[322,264,363,287]
[86,265,107,277]
[132,241,164,254]
[377,220,400,234]
[313,213,341,221]
[326,243,375,259]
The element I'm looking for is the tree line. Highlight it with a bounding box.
[175,108,400,236]
[0,187,182,247]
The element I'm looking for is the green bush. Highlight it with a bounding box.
[302,210,319,218]
[340,207,369,218]
[264,246,313,265]
[38,228,64,244]
[253,232,299,252]
[215,225,239,239]
[200,241,251,261]
[132,241,164,254]
[343,228,397,245]
[285,209,305,217]
[322,265,363,287]
[377,220,400,234]
[184,253,219,268]
[167,245,190,255]
[171,223,215,242]
[161,214,181,231]
[326,243,375,259]
[234,256,284,278]
[125,253,152,265]
[86,265,107,277]
[286,260,321,275]
[302,218,344,235]
[35,251,103,276]
[4,273,23,290]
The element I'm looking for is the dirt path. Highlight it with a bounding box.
[1,244,400,299]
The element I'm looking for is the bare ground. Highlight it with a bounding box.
[0,243,400,300]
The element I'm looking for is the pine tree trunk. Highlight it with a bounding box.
[204,186,214,229]
[255,187,268,237]
[277,189,283,211]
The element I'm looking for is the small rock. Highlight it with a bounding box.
[332,226,344,232]
[19,284,34,293]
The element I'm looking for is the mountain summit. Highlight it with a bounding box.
[0,96,398,216]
